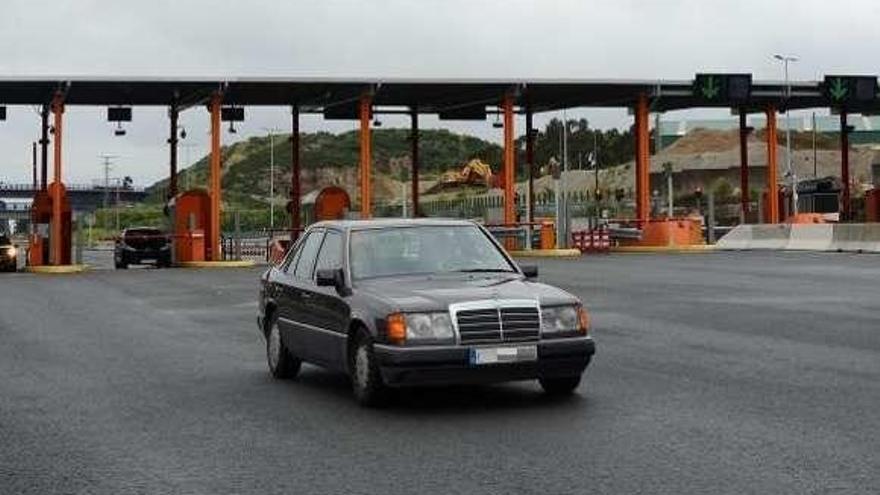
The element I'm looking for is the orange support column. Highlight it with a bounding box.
[634,93,651,224]
[765,106,779,224]
[502,94,515,226]
[50,92,64,266]
[359,94,372,219]
[208,92,222,261]
[502,95,516,250]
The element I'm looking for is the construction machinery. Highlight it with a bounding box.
[426,159,498,194]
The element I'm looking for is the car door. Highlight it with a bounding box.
[279,229,324,361]
[304,229,350,371]
[267,233,304,331]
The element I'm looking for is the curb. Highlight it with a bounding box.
[177,260,257,268]
[25,264,89,274]
[509,249,582,258]
[612,245,715,254]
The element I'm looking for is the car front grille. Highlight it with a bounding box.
[454,302,540,344]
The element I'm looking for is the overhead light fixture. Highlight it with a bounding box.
[492,111,503,129]
[228,121,237,134]
[179,127,187,139]
[108,106,132,137]
[372,117,382,127]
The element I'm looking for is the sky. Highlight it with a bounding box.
[1,0,879,186]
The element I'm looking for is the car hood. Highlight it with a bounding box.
[354,274,578,312]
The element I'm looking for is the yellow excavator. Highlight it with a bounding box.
[427,159,497,193]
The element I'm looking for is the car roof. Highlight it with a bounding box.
[310,218,478,231]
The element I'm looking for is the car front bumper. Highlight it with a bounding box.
[373,337,595,387]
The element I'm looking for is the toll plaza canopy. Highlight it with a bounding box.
[0,76,872,111]
[3,75,877,265]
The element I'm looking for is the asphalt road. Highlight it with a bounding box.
[1,252,878,494]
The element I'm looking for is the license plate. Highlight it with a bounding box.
[469,345,537,366]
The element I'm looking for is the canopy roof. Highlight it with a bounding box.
[0,76,868,114]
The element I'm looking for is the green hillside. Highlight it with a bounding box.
[147,128,504,204]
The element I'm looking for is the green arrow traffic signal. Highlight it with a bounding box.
[701,76,720,99]
[829,77,848,102]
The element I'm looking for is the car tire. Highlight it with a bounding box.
[115,260,128,270]
[266,315,301,379]
[351,331,388,407]
[539,375,582,396]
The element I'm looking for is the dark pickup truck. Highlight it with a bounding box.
[114,227,172,269]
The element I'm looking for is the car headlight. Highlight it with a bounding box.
[405,312,455,343]
[5,246,16,257]
[541,305,590,335]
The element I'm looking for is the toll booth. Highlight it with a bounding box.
[762,185,790,224]
[797,177,841,215]
[867,189,880,222]
[168,190,212,263]
[29,184,71,266]
[867,164,880,222]
[303,186,351,224]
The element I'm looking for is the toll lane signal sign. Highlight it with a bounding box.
[693,74,752,104]
[823,76,878,106]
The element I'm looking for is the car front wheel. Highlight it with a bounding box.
[351,332,388,407]
[267,316,301,379]
[539,375,582,396]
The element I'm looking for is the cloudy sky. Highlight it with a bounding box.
[1,0,878,185]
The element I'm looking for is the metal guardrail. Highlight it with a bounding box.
[0,183,146,193]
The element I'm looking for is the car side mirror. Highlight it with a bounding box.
[521,264,538,279]
[316,267,344,288]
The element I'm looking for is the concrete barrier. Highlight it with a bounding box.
[715,224,753,250]
[718,223,880,253]
[831,224,880,252]
[747,224,792,250]
[785,224,834,251]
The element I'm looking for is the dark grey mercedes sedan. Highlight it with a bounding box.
[257,219,595,406]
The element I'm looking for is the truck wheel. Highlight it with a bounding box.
[351,331,388,407]
[539,375,582,396]
[267,315,300,379]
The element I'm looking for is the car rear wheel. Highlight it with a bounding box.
[539,375,582,396]
[351,332,388,407]
[267,316,300,379]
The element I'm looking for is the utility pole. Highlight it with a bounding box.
[774,54,799,214]
[99,153,119,208]
[99,154,120,231]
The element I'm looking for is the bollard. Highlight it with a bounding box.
[540,221,556,250]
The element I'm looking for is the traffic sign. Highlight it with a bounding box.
[823,75,878,106]
[693,74,752,104]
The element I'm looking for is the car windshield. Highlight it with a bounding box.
[349,225,515,280]
[125,228,162,239]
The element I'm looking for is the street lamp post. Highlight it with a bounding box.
[261,127,281,229]
[774,54,799,215]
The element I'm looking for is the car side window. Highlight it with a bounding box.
[281,235,307,273]
[314,230,343,274]
[293,230,324,280]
